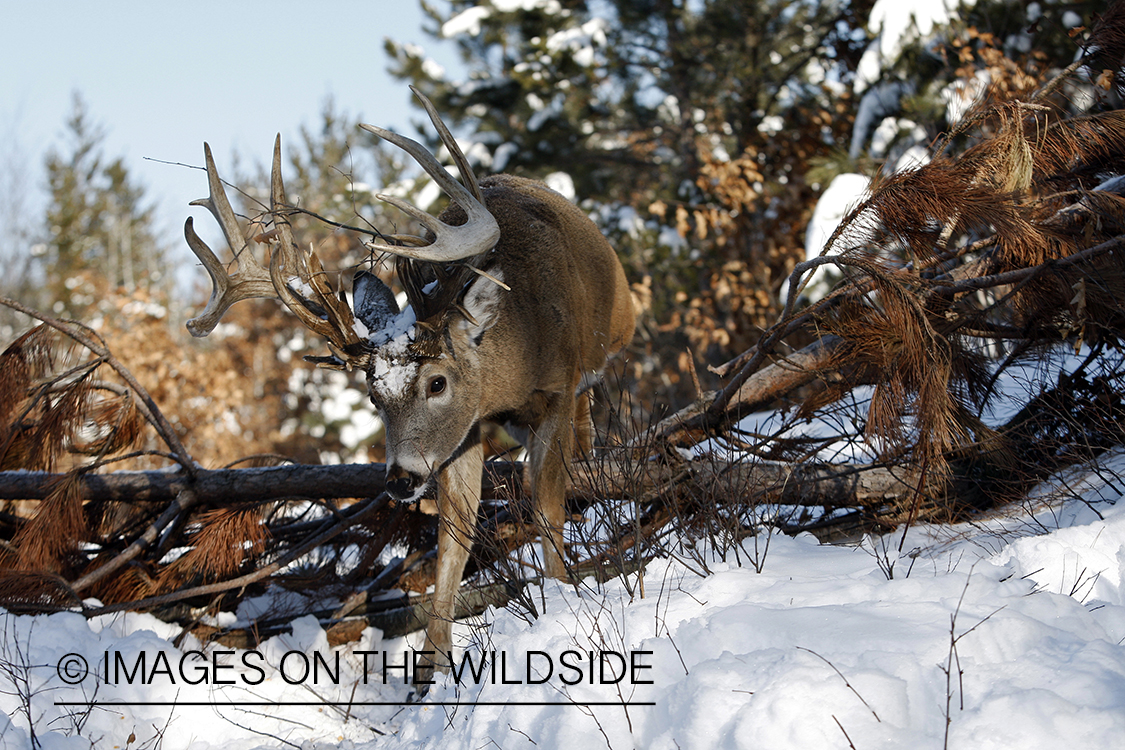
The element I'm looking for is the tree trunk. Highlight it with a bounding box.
[0,454,917,511]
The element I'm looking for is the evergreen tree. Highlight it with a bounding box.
[42,95,166,317]
[843,0,1108,170]
[386,0,1112,411]
[387,0,873,405]
[0,120,37,334]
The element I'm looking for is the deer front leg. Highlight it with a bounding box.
[528,393,576,581]
[416,433,484,687]
[575,388,594,456]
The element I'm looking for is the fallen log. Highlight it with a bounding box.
[0,455,919,511]
[0,463,518,504]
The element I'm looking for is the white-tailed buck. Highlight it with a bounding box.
[185,88,635,682]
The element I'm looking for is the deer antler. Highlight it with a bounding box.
[267,137,364,359]
[359,87,500,263]
[184,143,275,337]
[184,137,366,367]
[185,88,499,363]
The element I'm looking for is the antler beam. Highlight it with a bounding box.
[359,88,499,263]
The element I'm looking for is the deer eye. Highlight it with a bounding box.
[427,376,447,397]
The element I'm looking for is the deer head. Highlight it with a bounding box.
[351,252,508,502]
[185,89,514,500]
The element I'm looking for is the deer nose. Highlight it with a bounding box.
[385,465,423,501]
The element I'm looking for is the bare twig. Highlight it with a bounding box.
[797,646,881,723]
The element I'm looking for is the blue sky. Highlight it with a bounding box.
[0,0,461,264]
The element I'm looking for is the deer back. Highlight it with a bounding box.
[438,174,635,414]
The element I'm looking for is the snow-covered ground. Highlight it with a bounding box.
[3,437,1124,748]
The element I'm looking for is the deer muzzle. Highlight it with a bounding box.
[385,464,426,502]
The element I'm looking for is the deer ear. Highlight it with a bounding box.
[460,272,504,340]
[352,270,400,339]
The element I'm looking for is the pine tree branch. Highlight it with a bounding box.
[0,297,196,475]
[82,494,390,617]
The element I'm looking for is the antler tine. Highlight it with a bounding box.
[358,93,499,263]
[409,85,485,205]
[184,142,275,338]
[267,136,363,355]
[194,143,254,257]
